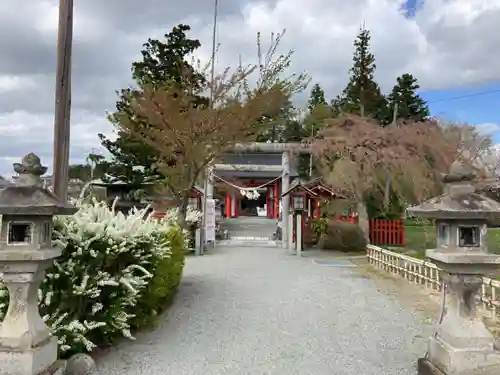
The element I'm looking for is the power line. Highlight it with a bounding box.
[427,88,500,104]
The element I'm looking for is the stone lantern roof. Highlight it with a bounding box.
[407,159,500,224]
[0,153,76,215]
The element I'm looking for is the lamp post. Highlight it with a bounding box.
[52,0,74,202]
[291,193,306,256]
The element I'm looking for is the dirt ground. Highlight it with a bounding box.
[346,255,500,346]
[302,250,442,321]
[349,257,441,323]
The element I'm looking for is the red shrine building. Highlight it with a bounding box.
[214,149,300,218]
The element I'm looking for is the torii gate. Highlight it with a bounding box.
[208,142,312,250]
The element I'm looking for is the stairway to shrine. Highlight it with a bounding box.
[218,217,280,248]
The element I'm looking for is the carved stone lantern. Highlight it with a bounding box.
[0,153,76,375]
[408,159,500,375]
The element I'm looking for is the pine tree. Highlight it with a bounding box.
[387,73,430,123]
[308,83,327,112]
[331,27,387,121]
[100,24,208,187]
[256,97,304,142]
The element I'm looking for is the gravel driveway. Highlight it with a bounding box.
[97,246,433,375]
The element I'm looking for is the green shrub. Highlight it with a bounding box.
[131,227,186,328]
[318,220,367,252]
[364,187,405,219]
[305,217,329,245]
[312,217,328,238]
[0,200,186,358]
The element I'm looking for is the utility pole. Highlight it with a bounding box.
[199,0,218,256]
[52,0,74,201]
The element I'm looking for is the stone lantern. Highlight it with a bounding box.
[408,159,500,375]
[0,153,76,375]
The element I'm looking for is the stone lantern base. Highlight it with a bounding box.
[418,252,500,375]
[0,337,63,375]
[418,335,500,375]
[418,358,445,375]
[0,250,63,375]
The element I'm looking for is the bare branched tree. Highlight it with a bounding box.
[438,119,493,177]
[112,31,309,225]
[481,146,500,179]
[312,115,455,236]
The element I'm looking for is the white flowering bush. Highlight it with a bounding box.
[164,207,203,248]
[0,199,186,357]
[164,206,203,227]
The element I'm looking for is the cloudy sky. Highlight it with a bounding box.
[0,0,500,177]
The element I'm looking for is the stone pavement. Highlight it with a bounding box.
[96,246,433,375]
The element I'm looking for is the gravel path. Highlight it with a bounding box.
[96,246,433,375]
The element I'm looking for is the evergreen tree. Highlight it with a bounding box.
[304,83,328,137]
[331,27,387,122]
[307,83,327,112]
[280,99,305,142]
[100,24,208,186]
[302,84,329,178]
[256,97,304,142]
[387,73,430,123]
[282,119,305,142]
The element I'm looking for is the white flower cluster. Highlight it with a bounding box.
[240,189,260,200]
[161,206,202,248]
[163,206,203,225]
[0,198,178,355]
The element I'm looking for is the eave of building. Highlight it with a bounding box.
[230,142,311,153]
[213,164,283,172]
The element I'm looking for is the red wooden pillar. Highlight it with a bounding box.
[274,182,279,218]
[225,193,231,218]
[266,186,271,218]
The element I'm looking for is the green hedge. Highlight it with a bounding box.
[131,228,186,329]
[318,220,367,252]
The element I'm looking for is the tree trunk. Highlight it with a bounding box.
[383,171,391,212]
[354,172,369,242]
[357,200,370,242]
[177,194,190,229]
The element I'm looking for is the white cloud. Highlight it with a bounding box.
[187,0,500,94]
[0,110,113,177]
[0,75,37,93]
[2,0,500,177]
[475,122,500,135]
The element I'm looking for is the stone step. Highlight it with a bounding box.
[217,239,281,248]
[230,236,271,240]
[220,217,279,246]
[229,230,275,236]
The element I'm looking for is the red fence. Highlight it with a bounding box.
[369,219,405,246]
[300,215,405,247]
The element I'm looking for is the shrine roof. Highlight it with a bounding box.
[281,184,318,198]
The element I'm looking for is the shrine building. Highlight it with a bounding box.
[212,143,306,219]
